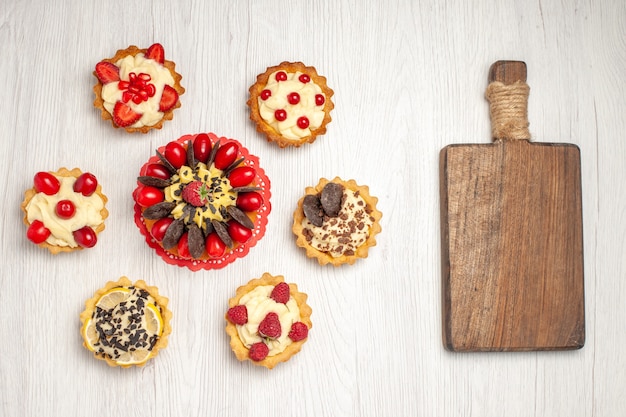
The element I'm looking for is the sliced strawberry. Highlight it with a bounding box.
[159,85,179,112]
[95,61,119,84]
[145,43,165,64]
[112,101,142,127]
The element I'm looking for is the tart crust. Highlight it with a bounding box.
[247,61,334,148]
[292,177,382,266]
[93,45,185,134]
[225,273,312,369]
[79,276,173,368]
[21,167,109,254]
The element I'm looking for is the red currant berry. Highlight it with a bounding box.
[275,71,287,81]
[73,226,97,248]
[297,116,310,129]
[26,220,51,244]
[274,109,287,122]
[55,200,76,219]
[298,74,310,83]
[287,92,300,105]
[260,89,271,100]
[315,94,325,106]
[73,173,98,196]
[34,172,60,195]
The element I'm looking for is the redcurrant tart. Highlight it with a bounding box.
[133,133,271,270]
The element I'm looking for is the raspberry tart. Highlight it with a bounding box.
[225,273,312,369]
[248,61,334,148]
[80,276,172,368]
[21,168,108,253]
[133,133,271,270]
[292,177,382,266]
[93,43,185,133]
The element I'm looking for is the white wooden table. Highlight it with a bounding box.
[1,1,624,416]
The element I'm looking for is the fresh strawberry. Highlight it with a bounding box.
[227,305,248,325]
[159,85,179,112]
[145,43,165,64]
[95,61,119,84]
[182,181,210,207]
[270,282,290,304]
[112,101,142,127]
[249,342,269,361]
[258,312,281,339]
[288,321,309,342]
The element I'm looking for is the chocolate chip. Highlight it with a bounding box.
[320,182,344,217]
[162,218,185,249]
[226,205,255,229]
[186,140,197,169]
[302,194,324,227]
[143,202,176,220]
[187,223,205,259]
[211,220,233,248]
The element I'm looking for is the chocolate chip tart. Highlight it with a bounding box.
[292,177,382,266]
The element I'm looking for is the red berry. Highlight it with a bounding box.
[164,141,187,169]
[143,163,171,180]
[151,217,174,242]
[227,305,248,325]
[227,220,252,244]
[287,92,300,105]
[94,61,119,84]
[249,342,269,361]
[206,233,226,258]
[274,109,287,122]
[275,71,287,81]
[297,116,310,129]
[73,226,97,248]
[34,172,60,195]
[288,322,309,342]
[135,186,164,207]
[182,181,210,207]
[298,74,310,83]
[236,192,263,212]
[26,220,51,244]
[177,232,191,259]
[270,282,290,304]
[55,200,76,219]
[228,166,255,187]
[260,89,271,100]
[73,173,98,196]
[192,133,212,163]
[145,43,165,64]
[159,84,179,112]
[258,312,281,339]
[213,142,239,170]
[315,94,325,106]
[112,101,142,127]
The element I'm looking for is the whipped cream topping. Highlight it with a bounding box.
[258,70,326,140]
[26,176,105,247]
[236,285,301,356]
[101,53,175,128]
[302,189,374,257]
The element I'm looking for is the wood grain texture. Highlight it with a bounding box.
[0,0,624,416]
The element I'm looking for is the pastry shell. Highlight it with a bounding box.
[292,177,382,266]
[248,61,334,148]
[79,276,173,368]
[93,45,185,134]
[21,167,109,254]
[225,273,312,369]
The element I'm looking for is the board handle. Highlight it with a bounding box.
[486,60,531,141]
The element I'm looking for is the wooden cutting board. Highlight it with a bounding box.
[439,61,585,351]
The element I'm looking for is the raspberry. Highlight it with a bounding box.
[227,305,248,325]
[288,321,309,341]
[270,282,290,304]
[249,342,269,361]
[258,312,281,339]
[182,181,210,207]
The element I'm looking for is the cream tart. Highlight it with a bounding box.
[93,43,185,133]
[21,168,108,253]
[293,177,382,266]
[225,273,312,369]
[133,133,271,270]
[80,276,172,368]
[248,61,334,148]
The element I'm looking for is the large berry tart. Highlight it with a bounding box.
[93,43,184,133]
[225,273,312,369]
[80,276,172,368]
[133,133,271,270]
[21,168,108,253]
[292,177,382,266]
[248,61,334,148]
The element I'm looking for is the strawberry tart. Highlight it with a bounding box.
[225,273,312,369]
[21,168,108,253]
[80,276,172,368]
[93,43,185,133]
[133,133,271,270]
[248,61,334,148]
[292,177,382,266]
